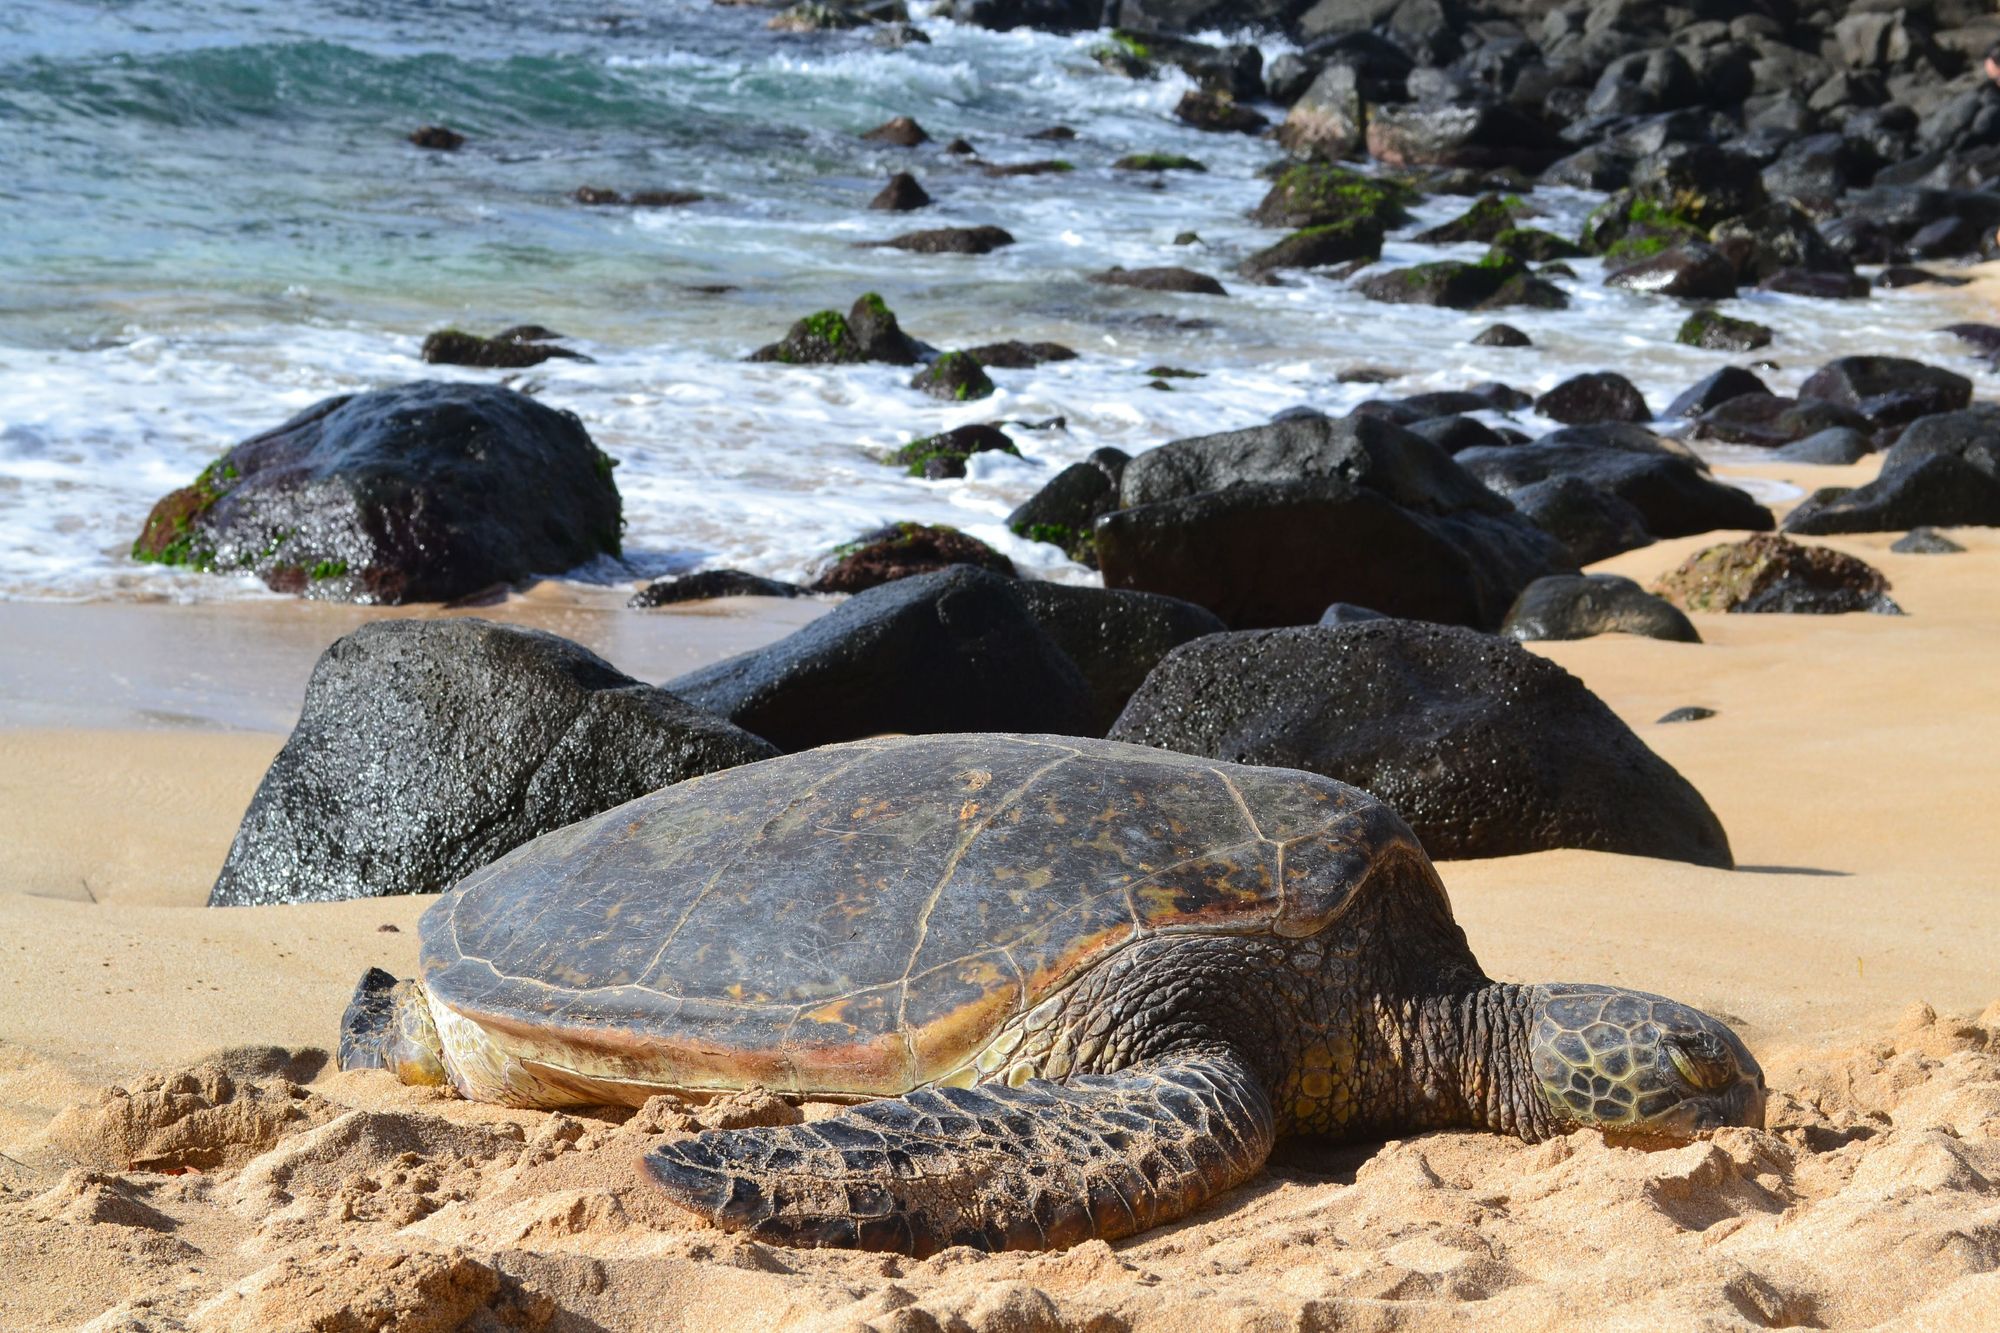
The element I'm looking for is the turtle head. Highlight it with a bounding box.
[338,968,450,1087]
[1527,984,1765,1140]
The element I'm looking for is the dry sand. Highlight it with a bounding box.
[3,466,1999,1329]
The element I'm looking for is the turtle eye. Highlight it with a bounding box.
[1666,1035,1736,1092]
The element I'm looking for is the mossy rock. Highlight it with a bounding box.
[1243,216,1385,275]
[1580,192,1704,260]
[131,458,241,571]
[1678,310,1773,352]
[1413,193,1531,245]
[891,424,1019,478]
[751,292,921,365]
[1250,163,1415,231]
[812,521,1016,593]
[911,351,996,401]
[1487,227,1584,262]
[1651,533,1899,615]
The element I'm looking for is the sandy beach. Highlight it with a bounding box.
[2,445,1997,1330]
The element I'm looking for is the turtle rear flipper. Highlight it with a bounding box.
[642,1052,1275,1256]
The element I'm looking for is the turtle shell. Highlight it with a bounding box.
[420,733,1433,1099]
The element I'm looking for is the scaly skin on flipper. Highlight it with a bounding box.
[644,1052,1274,1256]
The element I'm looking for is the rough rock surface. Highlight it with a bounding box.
[1009,582,1225,735]
[1786,408,2000,534]
[809,522,1015,593]
[129,382,622,605]
[208,620,777,906]
[1653,535,1902,615]
[666,567,1093,750]
[1109,621,1731,865]
[628,570,806,607]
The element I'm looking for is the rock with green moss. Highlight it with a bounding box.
[1355,253,1536,309]
[962,340,1075,368]
[1652,533,1900,615]
[1007,448,1130,569]
[1412,193,1531,245]
[1113,153,1207,172]
[749,293,923,365]
[1678,309,1774,352]
[1579,191,1705,259]
[1251,163,1415,231]
[1174,90,1266,134]
[1605,244,1739,300]
[891,424,1018,478]
[1487,227,1584,262]
[421,326,590,369]
[911,351,996,401]
[1241,216,1385,276]
[810,522,1015,594]
[131,381,623,604]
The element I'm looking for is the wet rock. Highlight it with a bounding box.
[1798,356,1972,420]
[1008,448,1129,567]
[629,571,807,607]
[1471,324,1531,347]
[1504,474,1657,565]
[1276,63,1366,159]
[890,423,1018,477]
[1095,415,1572,630]
[1694,395,1872,449]
[963,340,1076,368]
[1175,90,1268,133]
[1658,705,1716,723]
[910,351,996,401]
[809,521,1015,594]
[420,326,589,368]
[1604,244,1741,300]
[1365,102,1561,171]
[666,567,1092,751]
[1776,427,1873,465]
[1653,533,1902,615]
[1876,266,1970,289]
[1709,202,1851,282]
[1667,367,1772,418]
[1487,227,1586,262]
[1010,582,1225,735]
[869,172,932,210]
[749,293,923,365]
[861,115,930,146]
[129,382,622,604]
[1758,268,1870,298]
[208,620,777,905]
[768,3,869,33]
[1502,573,1700,644]
[1028,125,1076,141]
[572,186,703,207]
[1457,425,1773,541]
[1407,415,1507,456]
[1250,163,1414,230]
[1109,621,1732,866]
[1535,373,1652,426]
[408,125,463,151]
[1413,194,1530,245]
[981,158,1076,177]
[1785,408,2000,534]
[1891,527,1965,554]
[881,225,1014,254]
[1941,322,2000,355]
[1677,310,1773,352]
[1090,266,1227,296]
[1356,256,1532,310]
[1241,219,1384,276]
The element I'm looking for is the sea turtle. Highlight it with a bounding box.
[341,733,1764,1254]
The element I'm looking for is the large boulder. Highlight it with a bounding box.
[1108,621,1732,866]
[1365,102,1561,171]
[1095,415,1573,630]
[207,620,777,906]
[130,382,622,605]
[1784,408,2000,533]
[1007,448,1130,567]
[1653,534,1902,614]
[1456,425,1774,541]
[1504,475,1657,565]
[1009,582,1225,735]
[1796,356,1972,421]
[1501,573,1700,643]
[666,567,1094,751]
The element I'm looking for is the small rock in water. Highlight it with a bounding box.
[629,570,807,607]
[1678,310,1774,352]
[1472,324,1531,347]
[910,351,995,402]
[421,327,588,369]
[981,159,1074,178]
[890,423,1018,478]
[1090,266,1227,296]
[880,225,1013,255]
[962,340,1074,369]
[1658,706,1717,724]
[407,125,463,151]
[868,172,931,211]
[944,137,976,155]
[1027,125,1076,141]
[1172,231,1202,246]
[1174,90,1267,134]
[1891,527,1965,555]
[860,115,929,146]
[1877,266,1970,289]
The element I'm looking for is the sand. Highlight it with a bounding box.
[3,463,1999,1329]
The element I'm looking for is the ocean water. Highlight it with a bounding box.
[2,0,1994,601]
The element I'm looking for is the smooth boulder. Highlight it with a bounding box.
[1108,621,1732,866]
[208,620,777,906]
[1501,574,1700,643]
[666,567,1094,751]
[130,382,622,604]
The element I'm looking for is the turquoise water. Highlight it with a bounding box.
[1,0,1992,600]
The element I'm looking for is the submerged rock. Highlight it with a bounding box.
[861,115,930,146]
[408,125,463,151]
[881,225,1014,254]
[890,423,1018,478]
[208,620,776,905]
[129,382,622,604]
[809,521,1015,594]
[666,567,1092,751]
[1501,574,1700,644]
[420,326,589,368]
[963,340,1076,368]
[629,570,807,607]
[1109,621,1732,866]
[1090,265,1228,295]
[869,172,932,211]
[910,351,996,401]
[1653,534,1902,615]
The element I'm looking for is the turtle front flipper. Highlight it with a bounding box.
[642,1051,1276,1256]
